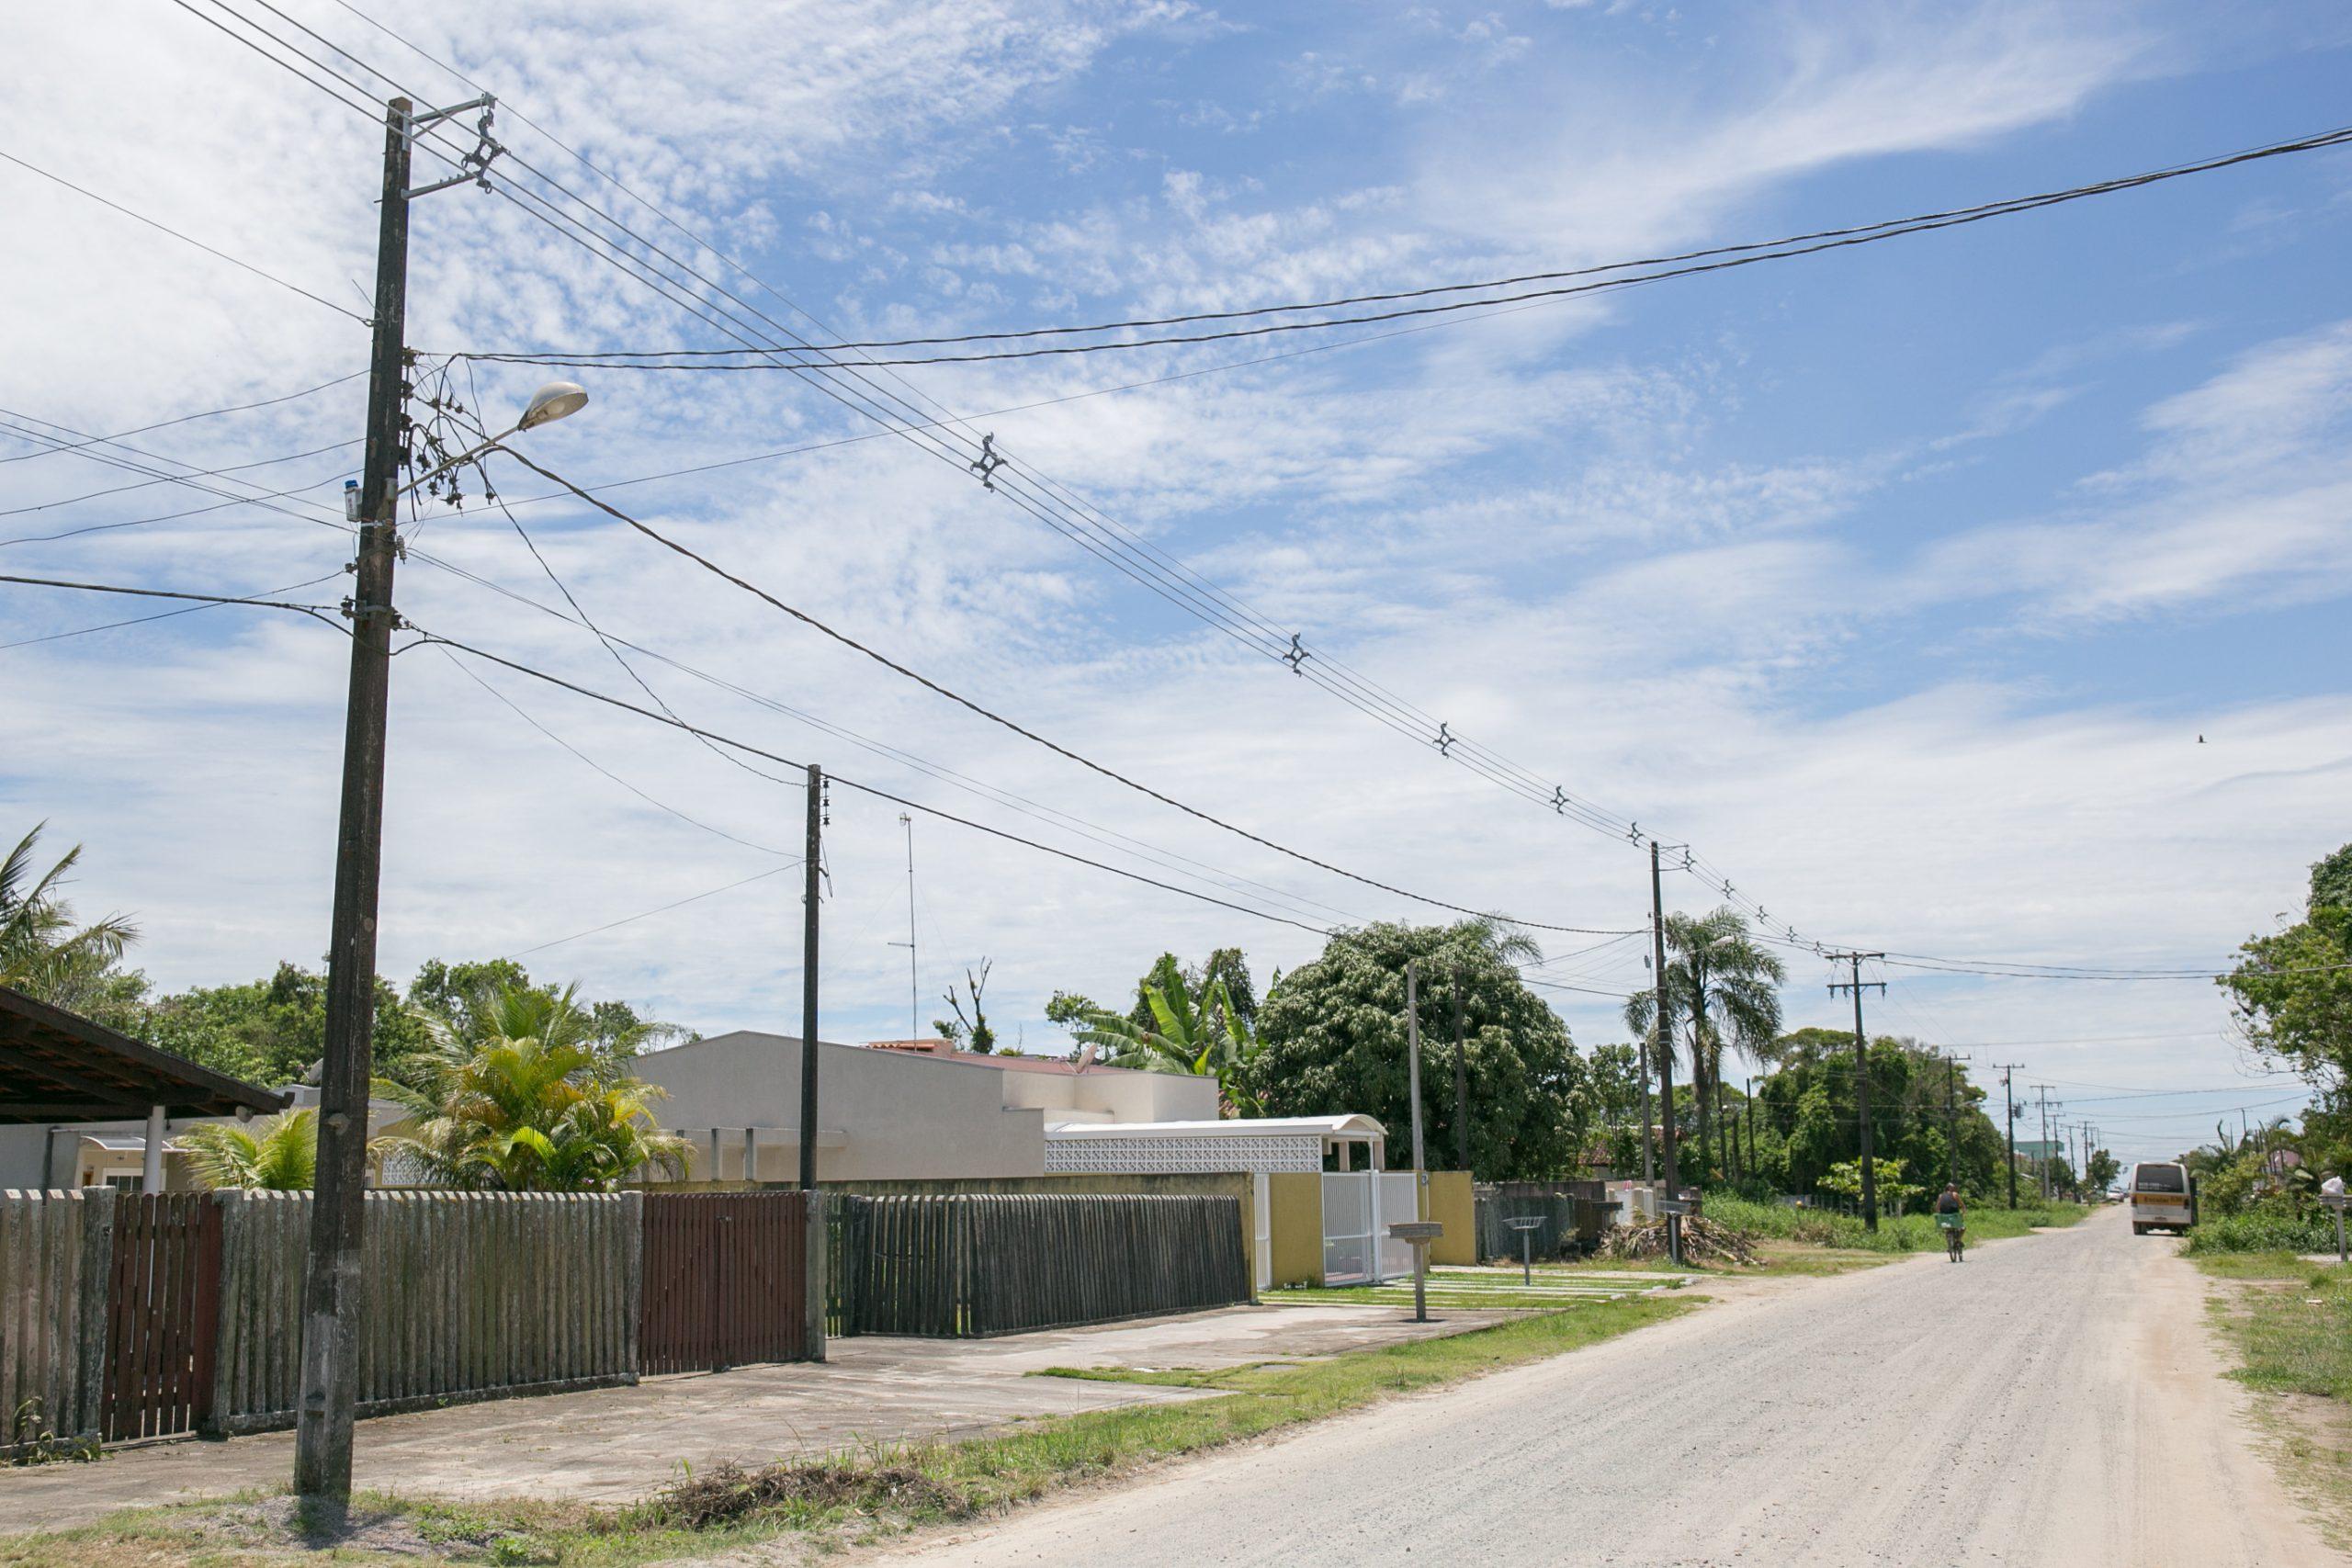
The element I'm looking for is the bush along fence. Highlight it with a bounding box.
[1473,1180,1613,1264]
[830,1193,1251,1338]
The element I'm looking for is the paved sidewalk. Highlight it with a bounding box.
[0,1302,1511,1533]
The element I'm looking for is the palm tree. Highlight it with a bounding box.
[1070,973,1267,1116]
[178,1108,323,1190]
[1624,908,1785,1183]
[390,979,691,1190]
[1,824,137,1006]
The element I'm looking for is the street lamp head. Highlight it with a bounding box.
[518,380,589,431]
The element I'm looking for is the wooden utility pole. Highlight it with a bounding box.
[1649,843,1679,1195]
[798,765,823,1190]
[1946,1055,1959,1190]
[1826,953,1885,1230]
[293,96,413,1505]
[1450,964,1470,1175]
[1996,1064,2024,1209]
[2039,1086,2052,1200]
[1746,1078,1757,1183]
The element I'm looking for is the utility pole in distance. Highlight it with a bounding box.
[1648,842,1679,1193]
[1945,1054,1958,1191]
[798,764,823,1190]
[1826,953,1885,1231]
[2038,1086,2052,1200]
[293,95,413,1506]
[1450,963,1470,1175]
[1996,1064,2024,1209]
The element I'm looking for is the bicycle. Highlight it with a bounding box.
[1939,1211,1966,1262]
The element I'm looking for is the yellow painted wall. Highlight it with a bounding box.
[1426,1170,1476,1266]
[1267,1171,1325,1288]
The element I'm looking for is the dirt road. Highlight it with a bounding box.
[875,1209,2338,1567]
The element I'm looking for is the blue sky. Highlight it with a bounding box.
[4,1,2349,1165]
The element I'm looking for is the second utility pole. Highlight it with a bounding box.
[1826,952,1884,1231]
[798,764,823,1190]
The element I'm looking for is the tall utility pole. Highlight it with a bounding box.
[1649,840,1679,1197]
[294,96,414,1505]
[1637,1011,1656,1186]
[1826,953,1885,1230]
[1945,1055,1959,1190]
[1746,1078,1757,1183]
[1996,1064,2024,1209]
[888,814,917,1045]
[798,765,823,1190]
[1450,964,1470,1175]
[2038,1087,2052,1200]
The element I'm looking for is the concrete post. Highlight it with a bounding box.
[142,1105,166,1191]
[803,1190,829,1363]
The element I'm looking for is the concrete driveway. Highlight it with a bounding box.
[0,1302,1513,1533]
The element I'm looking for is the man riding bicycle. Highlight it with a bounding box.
[1935,1184,1966,1261]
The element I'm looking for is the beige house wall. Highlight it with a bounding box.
[1427,1170,1476,1266]
[635,1032,1045,1181]
[983,1064,1218,1125]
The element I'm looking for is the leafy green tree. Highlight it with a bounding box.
[2085,1146,2120,1194]
[1752,1032,2007,1203]
[1,824,138,1013]
[1623,908,1785,1182]
[1240,920,1588,1180]
[2312,842,2352,914]
[2222,906,2352,1090]
[141,963,433,1089]
[933,960,997,1053]
[390,979,689,1190]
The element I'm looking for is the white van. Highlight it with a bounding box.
[2129,1161,2196,1235]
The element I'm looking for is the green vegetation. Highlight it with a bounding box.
[1623,906,1786,1181]
[0,824,136,1014]
[387,980,691,1192]
[2186,1211,2345,1256]
[2195,1251,2352,1548]
[1702,1193,2089,1253]
[1243,919,1593,1179]
[176,1107,327,1191]
[0,1295,1694,1565]
[1061,960,1269,1114]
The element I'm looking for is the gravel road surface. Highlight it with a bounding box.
[874,1208,2340,1567]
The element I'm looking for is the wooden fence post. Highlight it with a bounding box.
[70,1186,115,1443]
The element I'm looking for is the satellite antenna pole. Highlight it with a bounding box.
[888,813,918,1045]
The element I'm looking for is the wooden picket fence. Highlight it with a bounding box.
[829,1193,1250,1338]
[639,1192,813,1373]
[209,1191,642,1434]
[102,1194,221,1442]
[0,1188,113,1456]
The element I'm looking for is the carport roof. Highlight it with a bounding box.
[0,986,288,1124]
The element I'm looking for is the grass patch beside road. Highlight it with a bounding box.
[0,1294,1695,1566]
[1705,1196,2090,1254]
[2196,1251,2352,1550]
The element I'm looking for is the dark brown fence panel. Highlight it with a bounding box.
[639,1192,811,1374]
[99,1194,220,1443]
[829,1194,1248,1339]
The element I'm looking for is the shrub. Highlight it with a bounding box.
[2183,1211,2343,1255]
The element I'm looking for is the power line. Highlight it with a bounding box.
[0,145,368,323]
[0,569,345,651]
[494,446,1640,936]
[0,370,364,468]
[0,570,347,629]
[504,865,800,960]
[0,438,357,520]
[411,625,1344,938]
[455,122,2352,370]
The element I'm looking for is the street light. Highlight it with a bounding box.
[388,379,589,502]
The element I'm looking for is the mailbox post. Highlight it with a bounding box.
[1504,1214,1546,1285]
[1389,1220,1443,1321]
[2324,1178,2347,1264]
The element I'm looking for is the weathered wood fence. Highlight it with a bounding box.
[830,1193,1250,1338]
[0,1188,112,1455]
[209,1191,642,1435]
[103,1193,220,1442]
[639,1192,816,1373]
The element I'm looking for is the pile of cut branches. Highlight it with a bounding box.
[1598,1216,1760,1267]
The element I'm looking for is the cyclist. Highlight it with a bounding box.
[1935,1183,1966,1261]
